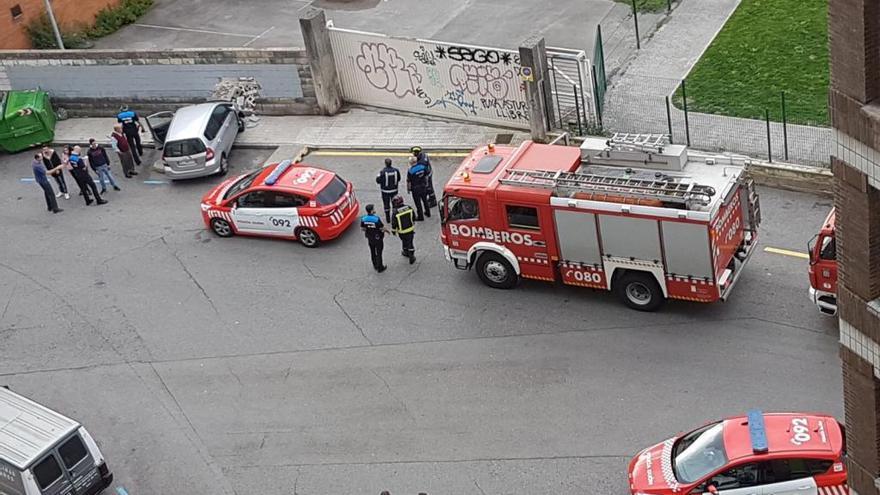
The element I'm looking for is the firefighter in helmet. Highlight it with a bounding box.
[391,195,416,264]
[360,204,389,273]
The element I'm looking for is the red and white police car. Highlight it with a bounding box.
[629,410,847,495]
[200,160,359,247]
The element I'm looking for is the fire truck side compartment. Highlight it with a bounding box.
[660,221,714,280]
[597,215,663,263]
[553,210,602,266]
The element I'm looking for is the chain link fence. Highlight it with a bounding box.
[600,74,832,167]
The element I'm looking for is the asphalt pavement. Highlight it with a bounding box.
[0,147,839,495]
[92,0,615,52]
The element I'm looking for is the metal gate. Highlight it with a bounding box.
[327,24,596,133]
[328,26,530,129]
[547,47,596,135]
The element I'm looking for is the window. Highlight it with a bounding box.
[763,458,834,483]
[820,236,836,260]
[269,192,307,208]
[10,4,22,20]
[446,196,479,221]
[673,422,728,483]
[203,106,229,141]
[506,205,539,230]
[237,191,268,208]
[702,463,761,491]
[33,455,62,490]
[163,139,206,158]
[473,155,503,174]
[315,176,347,206]
[59,435,88,469]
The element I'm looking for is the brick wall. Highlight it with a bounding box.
[0,48,319,116]
[830,0,880,493]
[0,0,121,49]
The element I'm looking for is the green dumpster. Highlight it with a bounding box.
[0,90,57,153]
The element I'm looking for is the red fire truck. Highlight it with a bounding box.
[439,134,762,311]
[809,209,837,315]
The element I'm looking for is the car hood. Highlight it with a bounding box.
[629,437,683,494]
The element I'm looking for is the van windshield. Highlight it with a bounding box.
[164,138,206,158]
[316,176,347,206]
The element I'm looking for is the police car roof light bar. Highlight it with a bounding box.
[264,160,292,186]
[746,409,769,454]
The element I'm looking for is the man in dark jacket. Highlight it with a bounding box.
[375,158,401,223]
[87,138,120,194]
[406,159,431,221]
[117,105,144,165]
[69,146,107,206]
[32,153,63,213]
[391,195,416,264]
[41,146,69,200]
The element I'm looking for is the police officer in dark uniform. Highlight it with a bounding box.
[406,158,431,221]
[375,158,400,223]
[391,195,416,264]
[69,146,107,206]
[360,204,388,272]
[117,105,144,166]
[411,146,436,209]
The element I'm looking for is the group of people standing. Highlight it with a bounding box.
[361,146,437,272]
[30,106,147,214]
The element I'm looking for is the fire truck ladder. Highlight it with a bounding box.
[499,169,717,207]
[607,133,669,154]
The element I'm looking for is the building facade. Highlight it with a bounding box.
[829,0,880,494]
[0,0,119,49]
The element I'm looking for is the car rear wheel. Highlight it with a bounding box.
[218,154,229,176]
[476,252,517,289]
[614,271,665,311]
[210,218,234,238]
[297,227,320,248]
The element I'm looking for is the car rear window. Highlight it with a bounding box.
[164,138,206,158]
[315,176,347,205]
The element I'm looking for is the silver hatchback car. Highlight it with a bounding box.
[146,102,244,180]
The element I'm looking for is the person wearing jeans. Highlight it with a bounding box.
[87,138,120,193]
[32,153,63,213]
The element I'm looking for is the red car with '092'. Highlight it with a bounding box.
[199,160,359,247]
[628,410,847,495]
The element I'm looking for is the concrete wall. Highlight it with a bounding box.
[0,48,318,116]
[0,0,121,49]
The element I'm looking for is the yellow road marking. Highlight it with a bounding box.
[311,151,470,157]
[764,247,810,260]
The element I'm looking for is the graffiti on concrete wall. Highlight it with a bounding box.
[331,29,529,128]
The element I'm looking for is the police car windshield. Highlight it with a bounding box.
[672,422,728,483]
[316,176,347,206]
[224,169,262,200]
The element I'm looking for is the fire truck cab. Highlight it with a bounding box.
[808,208,837,316]
[440,134,761,311]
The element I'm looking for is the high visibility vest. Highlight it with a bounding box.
[395,206,415,234]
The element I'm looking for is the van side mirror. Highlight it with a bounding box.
[807,234,819,266]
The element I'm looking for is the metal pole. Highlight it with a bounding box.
[765,109,772,163]
[42,0,65,50]
[573,86,583,136]
[665,96,674,144]
[631,0,641,50]
[597,24,606,87]
[592,68,603,129]
[549,60,563,130]
[781,91,789,161]
[681,79,691,146]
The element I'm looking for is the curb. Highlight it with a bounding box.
[747,161,833,197]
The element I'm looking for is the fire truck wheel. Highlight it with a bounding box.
[210,218,234,238]
[615,271,665,311]
[476,252,517,289]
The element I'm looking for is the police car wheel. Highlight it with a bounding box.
[615,272,664,312]
[476,252,517,289]
[210,218,234,238]
[297,227,320,248]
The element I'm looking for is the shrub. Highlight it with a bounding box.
[90,0,154,38]
[25,13,90,49]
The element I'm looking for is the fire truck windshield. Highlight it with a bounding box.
[447,196,479,221]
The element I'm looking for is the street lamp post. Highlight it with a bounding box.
[42,0,65,49]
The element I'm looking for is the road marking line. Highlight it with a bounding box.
[243,26,275,47]
[133,23,256,38]
[764,247,810,260]
[311,151,470,157]
[116,487,129,495]
[20,178,35,182]
[143,180,168,185]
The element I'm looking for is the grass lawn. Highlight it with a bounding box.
[674,0,829,125]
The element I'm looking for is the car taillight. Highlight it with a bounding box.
[206,147,215,161]
[98,462,109,476]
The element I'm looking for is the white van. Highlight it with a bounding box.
[0,387,113,495]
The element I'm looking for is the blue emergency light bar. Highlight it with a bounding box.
[746,409,769,454]
[264,160,292,186]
